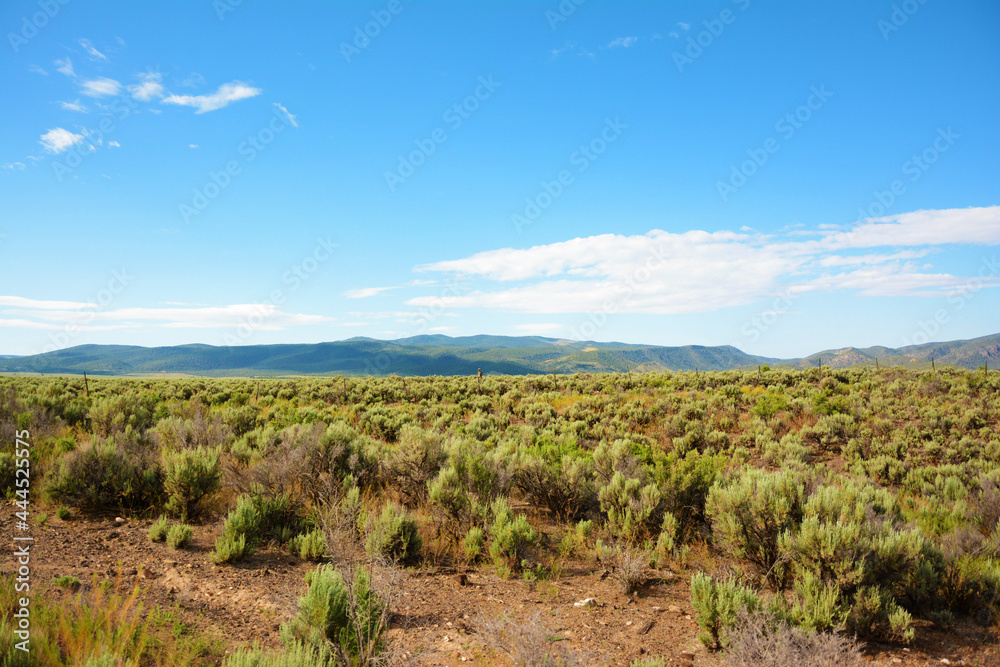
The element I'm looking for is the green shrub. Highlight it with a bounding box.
[148,515,169,542]
[162,445,221,519]
[464,526,485,563]
[52,574,81,589]
[690,573,765,649]
[45,436,162,512]
[280,565,388,665]
[290,529,328,562]
[598,471,662,543]
[222,640,334,667]
[364,501,421,563]
[55,505,71,520]
[845,585,914,644]
[212,533,250,564]
[488,498,537,574]
[706,469,805,588]
[166,524,193,549]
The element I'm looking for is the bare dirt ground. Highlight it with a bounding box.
[7,510,1000,666]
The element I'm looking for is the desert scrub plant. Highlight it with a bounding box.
[148,516,169,542]
[844,585,914,643]
[166,524,193,549]
[52,574,81,589]
[706,469,805,588]
[221,640,335,667]
[56,505,71,520]
[478,611,584,667]
[726,608,866,667]
[464,526,485,563]
[162,445,221,520]
[44,434,162,512]
[363,501,421,564]
[212,533,250,565]
[488,497,538,575]
[378,424,444,506]
[598,471,662,543]
[515,452,596,521]
[211,492,296,565]
[289,529,328,562]
[280,564,390,666]
[690,572,766,650]
[611,545,649,595]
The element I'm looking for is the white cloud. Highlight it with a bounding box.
[108,141,120,148]
[189,144,199,149]
[273,102,299,127]
[39,128,85,154]
[80,77,122,97]
[407,206,1000,315]
[128,72,164,101]
[28,64,47,75]
[59,100,87,112]
[345,286,395,299]
[0,298,333,332]
[79,38,107,61]
[54,57,74,77]
[1,162,26,172]
[162,81,262,113]
[607,36,639,49]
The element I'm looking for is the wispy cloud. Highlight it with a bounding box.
[607,36,639,49]
[407,206,1000,315]
[55,57,74,77]
[28,64,47,76]
[162,81,262,113]
[79,38,107,61]
[128,72,164,101]
[39,128,85,154]
[108,141,120,148]
[273,102,299,127]
[345,286,396,299]
[58,100,87,112]
[1,162,26,172]
[189,144,199,149]
[0,298,333,332]
[80,77,122,97]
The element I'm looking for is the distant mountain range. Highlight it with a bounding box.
[1,333,997,377]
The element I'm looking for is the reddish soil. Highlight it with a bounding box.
[6,510,1000,666]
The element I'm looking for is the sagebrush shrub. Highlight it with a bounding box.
[162,445,221,519]
[488,497,537,574]
[166,524,193,549]
[690,573,765,649]
[363,501,421,563]
[290,529,328,562]
[707,469,805,587]
[148,515,169,542]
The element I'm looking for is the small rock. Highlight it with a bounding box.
[941,660,951,665]
[668,604,682,614]
[636,619,654,635]
[574,598,597,608]
[891,659,902,665]
[680,650,695,663]
[115,517,125,524]
[625,620,633,627]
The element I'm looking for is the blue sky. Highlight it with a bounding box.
[1,0,998,359]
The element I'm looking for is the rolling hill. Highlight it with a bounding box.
[1,333,996,377]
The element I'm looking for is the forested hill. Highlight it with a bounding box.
[1,332,997,377]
